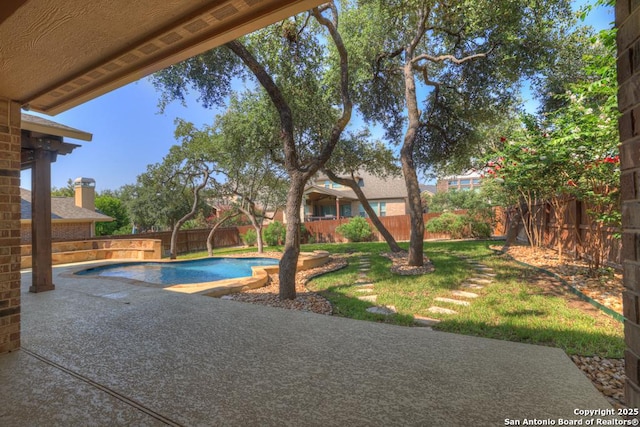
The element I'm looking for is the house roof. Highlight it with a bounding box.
[2,0,324,115]
[420,184,437,195]
[21,113,92,142]
[20,189,112,222]
[310,170,408,200]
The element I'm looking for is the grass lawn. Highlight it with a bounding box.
[180,240,624,358]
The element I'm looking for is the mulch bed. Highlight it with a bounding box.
[220,257,346,315]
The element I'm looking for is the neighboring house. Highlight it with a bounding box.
[436,170,483,193]
[301,171,408,222]
[420,184,437,198]
[20,177,112,243]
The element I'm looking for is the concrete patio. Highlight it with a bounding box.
[0,262,617,426]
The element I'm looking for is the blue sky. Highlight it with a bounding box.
[21,1,614,192]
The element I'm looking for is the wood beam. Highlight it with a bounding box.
[30,148,54,293]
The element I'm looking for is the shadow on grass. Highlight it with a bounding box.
[316,286,416,326]
[434,318,624,358]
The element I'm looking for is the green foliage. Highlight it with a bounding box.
[426,213,492,239]
[264,221,286,246]
[51,179,75,197]
[335,217,373,242]
[426,213,466,239]
[95,195,131,236]
[482,25,619,271]
[241,229,257,246]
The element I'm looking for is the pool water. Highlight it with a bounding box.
[77,257,279,285]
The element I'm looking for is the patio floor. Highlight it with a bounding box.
[0,262,617,426]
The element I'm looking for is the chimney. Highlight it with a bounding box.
[74,177,96,211]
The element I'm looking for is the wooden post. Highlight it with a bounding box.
[30,149,55,293]
[336,197,340,220]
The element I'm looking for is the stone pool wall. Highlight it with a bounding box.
[21,239,162,268]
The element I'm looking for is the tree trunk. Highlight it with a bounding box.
[169,171,209,259]
[207,212,240,256]
[401,56,424,266]
[279,177,305,300]
[323,168,402,252]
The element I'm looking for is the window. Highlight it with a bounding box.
[460,179,470,185]
[448,180,457,186]
[359,202,385,217]
[332,182,341,189]
[358,178,364,187]
[324,180,330,188]
[472,179,481,185]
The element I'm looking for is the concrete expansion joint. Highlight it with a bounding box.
[21,348,182,427]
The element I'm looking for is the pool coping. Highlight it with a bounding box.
[64,251,331,297]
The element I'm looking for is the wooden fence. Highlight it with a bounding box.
[301,213,454,243]
[501,198,622,266]
[90,227,241,256]
[74,211,475,255]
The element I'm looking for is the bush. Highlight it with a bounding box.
[241,228,257,246]
[426,213,492,239]
[335,217,373,242]
[264,221,286,246]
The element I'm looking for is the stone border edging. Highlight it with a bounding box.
[492,248,624,323]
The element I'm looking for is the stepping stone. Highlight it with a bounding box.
[220,295,235,300]
[355,282,374,288]
[427,306,457,315]
[468,278,492,284]
[478,273,497,278]
[451,290,479,298]
[461,283,484,290]
[413,315,441,327]
[476,267,494,272]
[366,305,397,315]
[356,288,373,293]
[435,297,470,306]
[358,295,378,302]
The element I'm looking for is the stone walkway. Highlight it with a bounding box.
[356,253,495,328]
[424,254,494,323]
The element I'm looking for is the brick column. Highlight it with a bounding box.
[0,98,21,353]
[618,0,640,409]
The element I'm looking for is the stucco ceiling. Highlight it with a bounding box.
[0,0,323,115]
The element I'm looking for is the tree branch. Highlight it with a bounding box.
[412,49,492,65]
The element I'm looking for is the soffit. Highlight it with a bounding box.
[0,0,323,115]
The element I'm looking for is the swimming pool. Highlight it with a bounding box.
[77,257,279,286]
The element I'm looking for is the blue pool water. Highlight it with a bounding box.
[77,257,279,285]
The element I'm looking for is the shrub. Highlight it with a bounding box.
[426,213,492,239]
[335,217,372,242]
[241,228,257,246]
[264,221,286,246]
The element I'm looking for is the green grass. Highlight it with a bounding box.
[180,240,624,357]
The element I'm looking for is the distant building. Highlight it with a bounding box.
[21,177,112,243]
[436,170,483,193]
[300,170,409,222]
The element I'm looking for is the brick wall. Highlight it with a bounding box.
[0,98,21,353]
[617,0,640,409]
[21,221,93,243]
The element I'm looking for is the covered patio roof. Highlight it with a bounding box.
[304,184,357,202]
[1,0,325,115]
[20,113,91,169]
